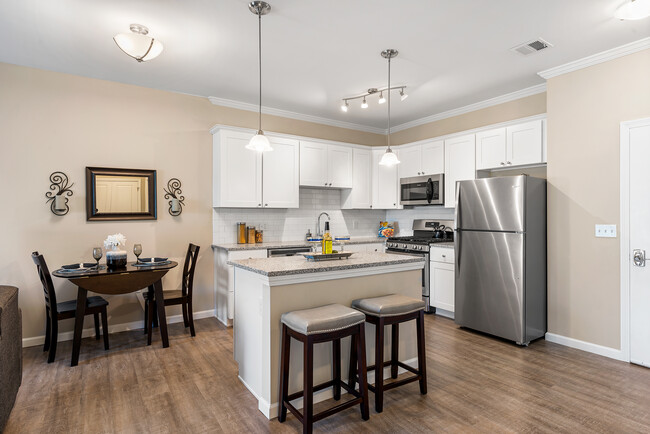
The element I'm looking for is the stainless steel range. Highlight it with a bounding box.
[386,219,454,313]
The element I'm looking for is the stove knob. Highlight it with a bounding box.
[401,244,407,249]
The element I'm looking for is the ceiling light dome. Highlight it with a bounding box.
[113,24,164,62]
[615,0,650,20]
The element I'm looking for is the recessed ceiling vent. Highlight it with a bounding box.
[511,38,552,55]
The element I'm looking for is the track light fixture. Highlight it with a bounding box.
[340,85,407,112]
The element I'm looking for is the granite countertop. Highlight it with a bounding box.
[212,237,385,251]
[229,251,424,277]
[431,242,454,249]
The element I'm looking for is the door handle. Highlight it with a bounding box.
[633,249,646,267]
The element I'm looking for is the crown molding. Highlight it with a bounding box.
[538,37,650,79]
[207,96,386,135]
[389,83,547,133]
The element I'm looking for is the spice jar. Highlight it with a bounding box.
[255,230,263,243]
[237,222,247,244]
[247,226,256,244]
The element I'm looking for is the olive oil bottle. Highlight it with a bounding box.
[322,222,333,254]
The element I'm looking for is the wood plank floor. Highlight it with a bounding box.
[5,315,650,433]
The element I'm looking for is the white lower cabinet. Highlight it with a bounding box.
[214,248,268,326]
[430,246,455,314]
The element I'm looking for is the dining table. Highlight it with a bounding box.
[52,261,178,366]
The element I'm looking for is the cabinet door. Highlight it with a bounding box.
[214,130,262,208]
[476,128,507,170]
[421,140,445,175]
[263,137,299,208]
[431,261,455,312]
[300,141,329,187]
[397,145,422,178]
[328,144,353,188]
[372,148,399,209]
[506,120,543,167]
[444,134,476,208]
[342,148,372,209]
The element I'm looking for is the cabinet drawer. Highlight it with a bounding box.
[430,246,454,263]
[228,249,268,260]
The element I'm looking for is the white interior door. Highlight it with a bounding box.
[628,118,650,368]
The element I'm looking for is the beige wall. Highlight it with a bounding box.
[391,92,547,145]
[0,62,383,341]
[547,48,650,349]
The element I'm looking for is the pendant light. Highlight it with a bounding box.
[379,49,400,166]
[615,0,650,20]
[246,1,273,152]
[113,24,164,62]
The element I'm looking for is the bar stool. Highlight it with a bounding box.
[278,304,370,434]
[349,294,427,413]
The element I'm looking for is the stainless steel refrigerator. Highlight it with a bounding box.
[454,175,546,345]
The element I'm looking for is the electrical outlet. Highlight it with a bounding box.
[595,224,616,238]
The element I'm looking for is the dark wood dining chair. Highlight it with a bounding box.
[145,243,199,343]
[31,252,109,363]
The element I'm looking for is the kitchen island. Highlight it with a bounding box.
[230,252,425,419]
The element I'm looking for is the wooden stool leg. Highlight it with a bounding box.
[143,299,149,335]
[416,310,427,395]
[187,300,196,337]
[303,336,314,434]
[43,314,51,352]
[101,309,110,350]
[357,323,370,421]
[333,338,341,400]
[182,302,189,327]
[147,299,154,346]
[391,323,399,379]
[374,319,385,413]
[278,325,291,423]
[347,333,358,391]
[47,319,58,364]
[94,313,100,340]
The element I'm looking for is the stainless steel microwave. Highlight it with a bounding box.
[400,174,444,206]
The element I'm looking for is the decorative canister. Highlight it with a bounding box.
[106,248,127,270]
[237,222,247,244]
[247,226,256,244]
[255,229,263,243]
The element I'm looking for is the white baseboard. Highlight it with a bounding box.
[545,332,628,362]
[254,357,419,420]
[22,309,216,348]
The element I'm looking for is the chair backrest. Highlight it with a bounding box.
[31,251,57,316]
[182,243,200,298]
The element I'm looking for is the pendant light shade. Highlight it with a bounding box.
[247,1,273,152]
[379,49,400,167]
[615,0,650,20]
[113,24,163,62]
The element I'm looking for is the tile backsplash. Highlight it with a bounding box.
[386,206,455,236]
[213,188,386,244]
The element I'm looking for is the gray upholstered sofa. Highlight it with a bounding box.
[0,286,21,432]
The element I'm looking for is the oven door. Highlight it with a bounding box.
[400,174,443,205]
[385,250,432,313]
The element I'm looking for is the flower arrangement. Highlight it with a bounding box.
[104,233,127,250]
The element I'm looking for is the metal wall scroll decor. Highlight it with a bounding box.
[163,178,185,216]
[45,171,74,216]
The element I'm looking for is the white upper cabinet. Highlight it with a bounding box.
[213,129,299,208]
[506,120,543,167]
[476,128,507,170]
[444,134,476,208]
[300,141,352,188]
[398,140,444,178]
[299,141,328,187]
[213,129,262,208]
[372,148,400,209]
[342,148,372,209]
[263,136,300,208]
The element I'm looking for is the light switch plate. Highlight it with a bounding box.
[595,224,617,238]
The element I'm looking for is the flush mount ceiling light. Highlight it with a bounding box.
[378,49,401,167]
[246,1,273,153]
[615,0,650,19]
[341,85,407,112]
[113,24,164,62]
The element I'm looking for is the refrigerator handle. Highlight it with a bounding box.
[456,230,461,271]
[454,180,461,228]
[455,182,461,271]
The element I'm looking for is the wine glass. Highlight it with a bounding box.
[92,247,103,268]
[133,243,143,263]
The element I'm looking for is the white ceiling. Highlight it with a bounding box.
[1,0,648,130]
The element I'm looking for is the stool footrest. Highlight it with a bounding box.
[397,361,419,375]
[313,397,363,423]
[286,379,335,402]
[285,402,304,424]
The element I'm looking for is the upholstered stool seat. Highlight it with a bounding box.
[281,303,366,335]
[351,294,425,317]
[350,294,427,413]
[278,304,370,434]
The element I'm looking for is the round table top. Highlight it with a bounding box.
[52,261,178,279]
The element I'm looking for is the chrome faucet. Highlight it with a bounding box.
[316,212,330,237]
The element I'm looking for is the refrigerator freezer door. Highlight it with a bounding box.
[456,176,525,232]
[454,230,525,343]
